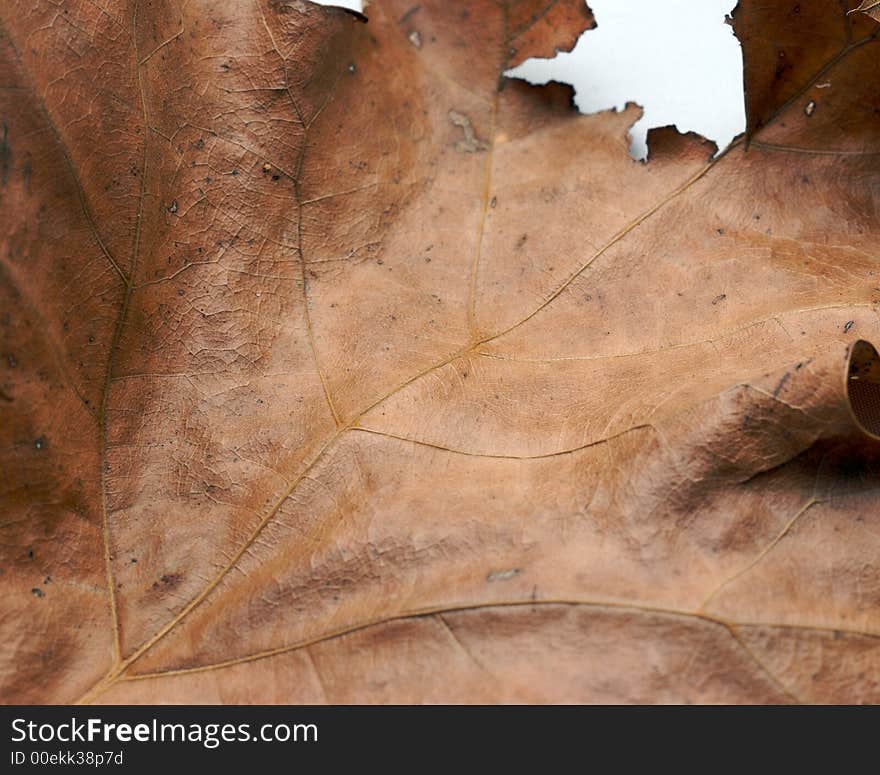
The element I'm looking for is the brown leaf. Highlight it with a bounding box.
[850,0,880,23]
[1,0,879,704]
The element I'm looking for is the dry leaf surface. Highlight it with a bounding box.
[850,1,880,23]
[1,0,880,704]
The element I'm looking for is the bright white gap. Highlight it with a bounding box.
[312,0,363,11]
[507,0,746,160]
[311,0,746,162]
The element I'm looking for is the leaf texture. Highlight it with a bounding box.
[1,0,880,704]
[850,1,880,23]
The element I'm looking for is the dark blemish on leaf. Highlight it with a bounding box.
[31,588,44,599]
[167,200,178,214]
[152,572,182,591]
[27,549,34,560]
[398,5,421,24]
[844,320,854,333]
[34,437,45,450]
[772,371,791,398]
[516,234,528,249]
[130,558,137,564]
[773,48,790,80]
[490,196,497,208]
[0,123,10,186]
[43,576,51,584]
[711,294,726,305]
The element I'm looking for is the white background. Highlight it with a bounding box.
[314,0,746,160]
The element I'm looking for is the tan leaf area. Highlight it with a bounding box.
[1,0,879,704]
[850,1,880,23]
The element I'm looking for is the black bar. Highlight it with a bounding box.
[1,705,876,771]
